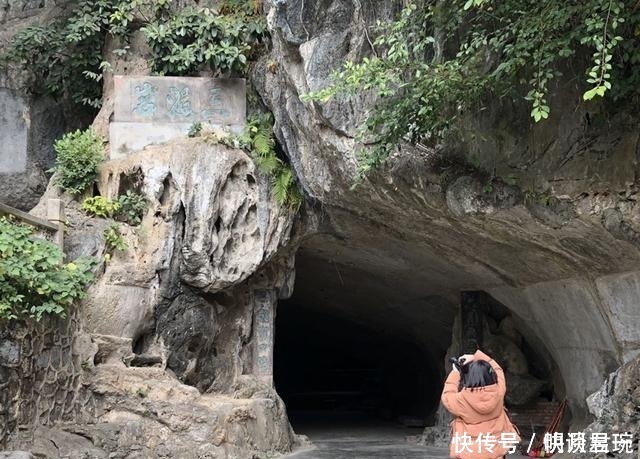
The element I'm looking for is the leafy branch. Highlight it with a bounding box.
[0,217,96,322]
[2,0,268,108]
[305,0,639,179]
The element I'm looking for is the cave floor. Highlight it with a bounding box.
[283,437,448,459]
[281,412,449,459]
[281,412,531,459]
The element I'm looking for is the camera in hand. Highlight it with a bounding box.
[449,356,470,373]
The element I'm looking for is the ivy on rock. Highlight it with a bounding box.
[142,1,267,76]
[307,0,639,179]
[1,0,132,108]
[1,0,267,108]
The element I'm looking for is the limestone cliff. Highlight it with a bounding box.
[1,0,640,457]
[3,139,299,457]
[256,0,640,423]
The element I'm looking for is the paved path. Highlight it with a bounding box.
[280,414,449,459]
[279,413,530,459]
[283,436,449,459]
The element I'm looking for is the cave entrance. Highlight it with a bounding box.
[273,243,454,438]
[275,305,438,434]
[273,237,563,443]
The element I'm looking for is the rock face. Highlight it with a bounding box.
[26,366,294,459]
[74,139,295,340]
[9,138,299,456]
[563,355,640,459]
[257,0,640,423]
[84,139,297,389]
[3,0,640,454]
[0,453,33,459]
[0,0,73,210]
[0,89,65,210]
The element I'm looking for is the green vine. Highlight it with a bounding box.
[2,0,267,107]
[1,0,133,108]
[306,0,637,179]
[142,1,267,76]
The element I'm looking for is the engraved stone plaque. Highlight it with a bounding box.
[110,76,246,158]
[253,289,275,385]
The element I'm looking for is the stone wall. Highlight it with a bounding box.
[0,0,71,210]
[0,311,95,448]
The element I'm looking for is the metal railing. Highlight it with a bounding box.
[0,199,65,249]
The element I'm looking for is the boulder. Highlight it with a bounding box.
[568,355,640,459]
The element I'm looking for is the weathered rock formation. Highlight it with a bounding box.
[256,0,640,426]
[2,139,300,457]
[2,0,640,456]
[558,354,640,458]
[26,366,293,459]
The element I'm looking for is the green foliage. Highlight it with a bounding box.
[82,196,120,218]
[0,217,95,322]
[2,0,266,106]
[210,114,303,209]
[81,191,146,226]
[1,0,133,108]
[272,168,299,207]
[306,0,640,179]
[141,1,267,75]
[582,1,625,101]
[188,122,203,137]
[117,191,147,226]
[239,115,302,210]
[53,129,105,196]
[104,224,127,253]
[524,188,553,206]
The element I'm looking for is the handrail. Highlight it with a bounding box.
[0,200,65,249]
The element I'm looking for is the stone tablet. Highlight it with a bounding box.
[253,289,275,385]
[110,76,245,158]
[0,89,28,174]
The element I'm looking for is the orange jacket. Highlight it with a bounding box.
[441,350,520,459]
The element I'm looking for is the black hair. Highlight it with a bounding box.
[460,360,497,390]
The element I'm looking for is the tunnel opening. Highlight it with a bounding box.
[274,238,566,444]
[273,242,455,437]
[275,304,440,433]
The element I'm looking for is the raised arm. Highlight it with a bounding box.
[441,368,467,417]
[474,349,506,396]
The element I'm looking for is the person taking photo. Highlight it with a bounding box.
[441,349,520,459]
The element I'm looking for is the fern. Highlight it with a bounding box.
[255,154,282,174]
[272,168,293,205]
[253,129,274,156]
[241,114,302,210]
[272,168,303,208]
